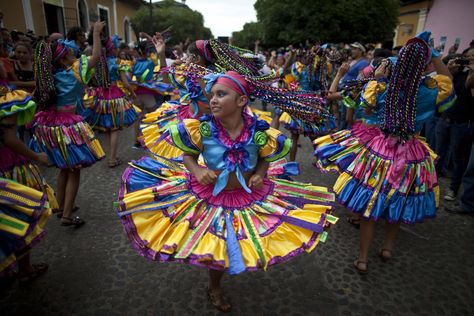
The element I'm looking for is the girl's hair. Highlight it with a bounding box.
[169,63,331,124]
[14,41,32,53]
[136,40,154,57]
[90,53,109,88]
[188,40,264,77]
[33,41,57,109]
[381,38,430,139]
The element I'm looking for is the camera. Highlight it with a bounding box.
[456,58,470,66]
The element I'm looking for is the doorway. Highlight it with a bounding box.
[43,2,65,34]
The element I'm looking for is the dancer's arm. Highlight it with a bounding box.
[183,154,217,185]
[248,159,269,189]
[1,115,49,165]
[88,21,106,69]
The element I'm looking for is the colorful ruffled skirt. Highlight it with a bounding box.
[313,123,439,224]
[85,85,138,131]
[0,147,58,210]
[30,110,105,169]
[140,101,194,160]
[313,121,380,172]
[0,178,51,276]
[132,81,176,96]
[277,107,336,137]
[116,156,337,275]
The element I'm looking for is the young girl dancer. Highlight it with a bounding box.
[30,21,107,227]
[140,38,275,160]
[0,65,53,281]
[85,34,138,167]
[130,37,175,147]
[313,34,455,273]
[117,70,337,312]
[276,47,335,161]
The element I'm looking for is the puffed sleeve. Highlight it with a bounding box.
[72,55,95,84]
[432,74,456,112]
[118,60,133,73]
[360,80,387,108]
[259,127,292,162]
[168,119,202,155]
[291,61,305,79]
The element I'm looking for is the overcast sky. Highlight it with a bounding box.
[154,0,257,37]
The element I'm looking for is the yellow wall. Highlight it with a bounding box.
[0,0,137,41]
[0,1,26,31]
[394,1,432,47]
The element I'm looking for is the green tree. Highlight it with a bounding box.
[254,0,399,46]
[231,22,262,49]
[131,0,213,45]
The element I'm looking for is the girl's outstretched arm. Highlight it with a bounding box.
[88,21,106,69]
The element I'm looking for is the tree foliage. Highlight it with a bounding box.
[252,0,399,46]
[131,0,213,45]
[231,22,263,50]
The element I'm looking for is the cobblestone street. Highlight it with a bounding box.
[1,104,473,315]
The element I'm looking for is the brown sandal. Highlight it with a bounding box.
[108,158,123,168]
[353,260,368,274]
[347,216,361,229]
[379,249,392,263]
[207,287,231,313]
[18,263,49,284]
[61,216,85,228]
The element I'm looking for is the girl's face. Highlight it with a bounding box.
[276,55,285,67]
[119,51,127,59]
[59,49,76,67]
[14,45,30,62]
[209,83,247,119]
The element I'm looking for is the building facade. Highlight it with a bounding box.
[393,0,432,48]
[393,0,473,52]
[0,0,142,43]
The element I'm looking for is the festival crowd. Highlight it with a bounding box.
[1,17,473,313]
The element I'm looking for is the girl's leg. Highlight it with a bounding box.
[271,112,281,129]
[17,252,48,282]
[289,133,299,161]
[134,96,145,145]
[109,130,119,163]
[57,169,69,210]
[380,221,401,260]
[61,169,81,223]
[208,269,231,312]
[355,218,376,271]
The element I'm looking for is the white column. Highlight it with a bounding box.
[112,0,118,35]
[22,0,35,32]
[416,8,428,34]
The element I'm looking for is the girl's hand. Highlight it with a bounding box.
[337,62,350,76]
[150,32,166,55]
[35,152,50,166]
[194,168,217,185]
[374,60,389,79]
[248,174,263,189]
[93,21,106,34]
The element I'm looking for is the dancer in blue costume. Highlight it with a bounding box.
[117,70,337,312]
[314,33,455,273]
[30,21,107,227]
[84,34,138,167]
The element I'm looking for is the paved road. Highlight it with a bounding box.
[1,104,473,315]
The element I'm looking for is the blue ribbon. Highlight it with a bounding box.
[224,211,246,275]
[59,39,79,56]
[212,145,252,196]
